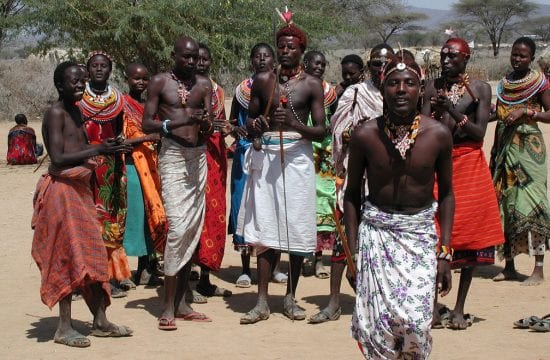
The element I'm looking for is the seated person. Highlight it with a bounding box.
[7,114,39,165]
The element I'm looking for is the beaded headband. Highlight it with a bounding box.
[86,50,114,66]
[383,60,421,82]
[440,46,469,56]
[370,48,389,62]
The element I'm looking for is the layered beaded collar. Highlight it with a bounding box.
[384,113,421,160]
[171,72,193,107]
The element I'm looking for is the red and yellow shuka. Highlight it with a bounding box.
[32,162,111,309]
[196,80,227,271]
[79,83,130,280]
[122,94,167,253]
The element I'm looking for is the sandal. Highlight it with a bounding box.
[158,317,177,331]
[196,284,232,297]
[54,333,91,347]
[308,307,341,324]
[530,319,550,332]
[432,305,451,329]
[235,273,252,288]
[514,314,549,329]
[272,271,288,284]
[315,262,330,279]
[283,295,306,321]
[240,307,270,324]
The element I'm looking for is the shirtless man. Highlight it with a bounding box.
[422,38,504,330]
[237,20,326,324]
[345,55,454,359]
[142,36,213,330]
[32,61,132,347]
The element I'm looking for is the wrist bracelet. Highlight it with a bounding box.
[457,115,468,127]
[162,119,171,135]
[436,245,454,262]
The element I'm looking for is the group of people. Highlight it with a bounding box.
[30,9,549,359]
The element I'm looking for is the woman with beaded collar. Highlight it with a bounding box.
[78,51,131,297]
[491,37,550,286]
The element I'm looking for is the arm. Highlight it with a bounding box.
[535,88,550,123]
[246,73,270,134]
[45,107,130,168]
[434,125,454,297]
[457,82,491,141]
[421,80,435,116]
[142,75,164,134]
[229,95,248,139]
[343,127,367,287]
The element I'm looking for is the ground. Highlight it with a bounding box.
[0,119,548,360]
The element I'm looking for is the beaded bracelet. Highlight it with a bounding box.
[436,245,454,261]
[162,119,171,135]
[457,115,468,127]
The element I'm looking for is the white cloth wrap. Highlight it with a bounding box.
[352,200,438,360]
[236,131,316,254]
[331,80,383,210]
[159,138,206,276]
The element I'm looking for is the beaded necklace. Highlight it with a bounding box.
[384,113,421,160]
[496,69,547,105]
[171,72,193,107]
[280,68,303,123]
[444,73,471,106]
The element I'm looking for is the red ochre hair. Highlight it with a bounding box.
[444,37,471,56]
[276,24,308,51]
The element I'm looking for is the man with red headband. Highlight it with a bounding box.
[422,38,504,330]
[237,15,326,324]
[346,54,454,359]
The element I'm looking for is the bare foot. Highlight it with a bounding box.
[492,269,519,282]
[447,311,469,330]
[521,273,544,286]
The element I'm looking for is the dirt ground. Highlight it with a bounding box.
[0,118,549,360]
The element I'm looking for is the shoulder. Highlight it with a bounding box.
[471,79,491,92]
[43,102,67,125]
[304,73,322,88]
[148,73,168,89]
[420,115,452,141]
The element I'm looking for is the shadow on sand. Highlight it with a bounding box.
[26,315,91,342]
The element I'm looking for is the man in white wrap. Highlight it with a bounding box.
[143,36,214,330]
[344,54,454,359]
[237,17,326,324]
[308,44,395,325]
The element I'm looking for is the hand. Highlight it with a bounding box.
[431,90,451,112]
[345,266,357,292]
[213,119,232,136]
[100,138,132,154]
[232,125,248,139]
[503,108,524,126]
[188,108,206,123]
[247,115,269,134]
[436,259,452,297]
[272,106,294,129]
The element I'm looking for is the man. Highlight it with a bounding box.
[309,44,394,324]
[422,37,504,329]
[7,113,38,165]
[302,50,337,280]
[142,36,213,330]
[237,19,326,324]
[192,43,233,300]
[32,61,132,347]
[345,55,454,359]
[122,63,166,287]
[79,51,131,297]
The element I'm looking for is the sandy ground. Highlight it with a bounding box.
[0,118,549,360]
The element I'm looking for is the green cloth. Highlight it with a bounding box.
[123,162,153,257]
[491,121,550,241]
[309,110,336,232]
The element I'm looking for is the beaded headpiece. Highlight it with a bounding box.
[382,54,422,84]
[86,50,114,69]
[275,7,307,51]
[441,38,470,57]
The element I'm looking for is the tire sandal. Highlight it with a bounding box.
[308,307,341,324]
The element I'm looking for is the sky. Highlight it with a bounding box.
[408,0,550,10]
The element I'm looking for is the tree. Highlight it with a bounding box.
[523,16,550,42]
[23,0,347,82]
[454,0,537,57]
[0,0,25,49]
[342,0,426,45]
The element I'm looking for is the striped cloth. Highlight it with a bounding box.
[31,163,110,309]
[436,142,505,252]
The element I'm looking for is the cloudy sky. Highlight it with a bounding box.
[409,0,550,10]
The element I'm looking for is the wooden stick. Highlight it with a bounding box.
[330,204,357,278]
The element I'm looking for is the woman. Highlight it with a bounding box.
[7,114,38,165]
[491,37,550,286]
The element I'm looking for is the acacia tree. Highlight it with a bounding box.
[454,0,537,57]
[24,0,346,81]
[342,0,426,46]
[0,0,25,49]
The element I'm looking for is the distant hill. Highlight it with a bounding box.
[408,3,550,29]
